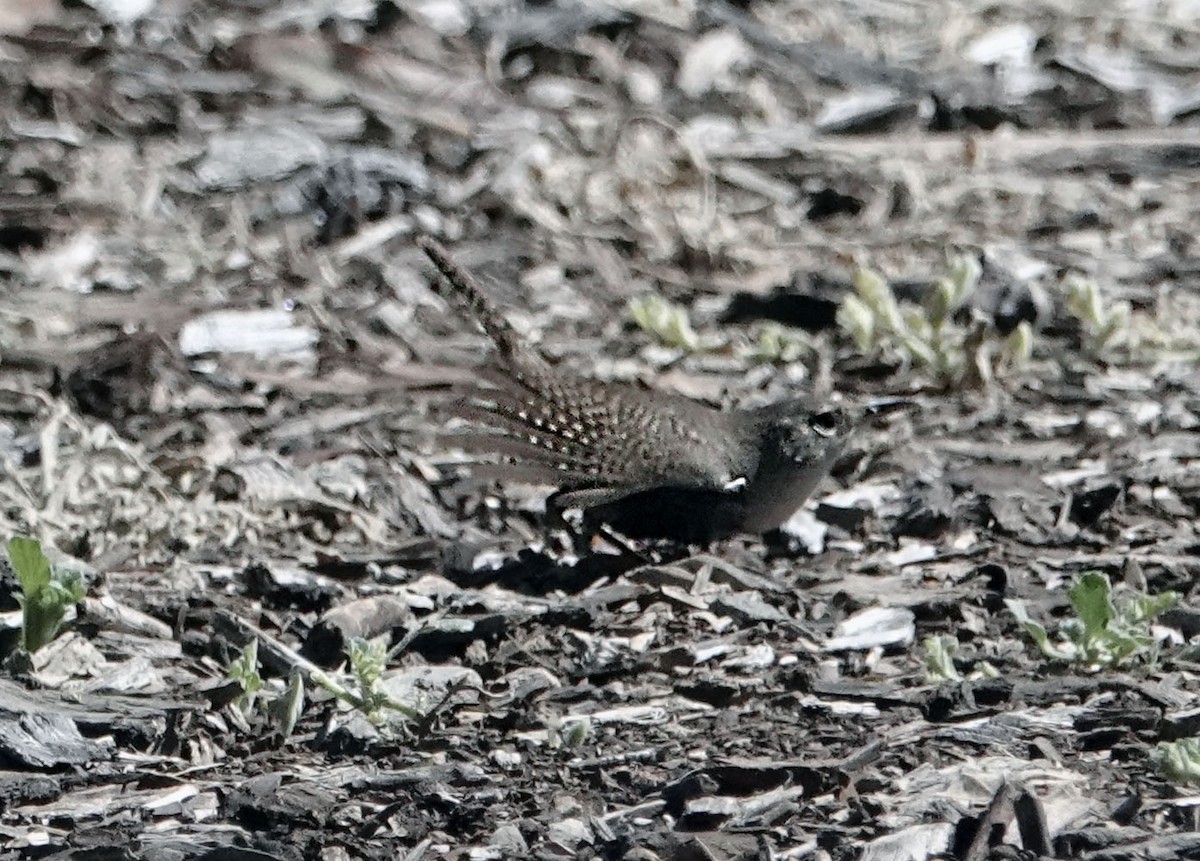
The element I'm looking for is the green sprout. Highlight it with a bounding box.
[547,716,592,749]
[923,635,1001,682]
[226,642,305,742]
[750,322,812,364]
[628,294,714,352]
[838,253,1025,385]
[300,638,421,728]
[345,636,410,724]
[267,671,305,740]
[629,292,818,365]
[1005,321,1035,365]
[6,537,86,654]
[976,661,1001,679]
[1154,738,1200,787]
[227,639,265,713]
[928,255,981,325]
[1006,571,1177,669]
[1065,276,1132,356]
[923,635,962,683]
[1062,274,1200,362]
[224,632,426,739]
[563,716,591,747]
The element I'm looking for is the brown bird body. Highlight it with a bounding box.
[417,236,859,545]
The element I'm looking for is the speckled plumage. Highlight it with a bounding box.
[417,236,857,544]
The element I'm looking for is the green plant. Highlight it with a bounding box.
[922,635,1002,681]
[1153,738,1200,787]
[227,639,265,713]
[1065,276,1131,355]
[267,670,305,739]
[923,635,962,683]
[226,642,306,742]
[837,253,1030,384]
[346,636,392,721]
[1006,571,1177,669]
[225,633,423,739]
[1005,320,1035,366]
[547,716,591,749]
[297,638,421,728]
[750,322,811,364]
[1063,275,1200,361]
[5,537,86,653]
[628,294,717,352]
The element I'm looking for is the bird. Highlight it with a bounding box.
[416,235,872,546]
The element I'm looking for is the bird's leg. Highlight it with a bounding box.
[546,487,657,562]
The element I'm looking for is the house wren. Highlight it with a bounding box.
[417,236,865,545]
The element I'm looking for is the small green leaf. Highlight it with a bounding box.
[855,267,905,335]
[923,635,962,683]
[1006,598,1047,647]
[1065,276,1136,356]
[348,637,386,689]
[49,570,86,604]
[1069,572,1115,639]
[228,639,264,710]
[926,254,979,325]
[7,537,51,596]
[1131,591,1179,623]
[1154,738,1200,787]
[269,671,305,740]
[628,295,705,352]
[948,253,982,296]
[7,537,85,653]
[1066,277,1103,326]
[347,637,390,720]
[977,661,1001,679]
[1103,629,1146,664]
[563,717,591,747]
[22,591,63,653]
[750,323,810,364]
[1005,598,1075,661]
[1005,321,1034,364]
[836,295,875,350]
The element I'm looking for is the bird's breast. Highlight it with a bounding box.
[737,455,838,533]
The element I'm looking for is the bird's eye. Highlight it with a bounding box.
[809,411,840,437]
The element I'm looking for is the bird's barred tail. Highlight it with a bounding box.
[417,236,533,366]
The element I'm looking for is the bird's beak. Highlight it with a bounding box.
[863,398,918,417]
